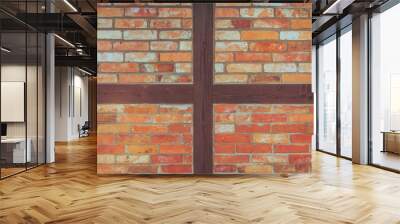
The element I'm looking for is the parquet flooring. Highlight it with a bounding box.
[1,136,400,223]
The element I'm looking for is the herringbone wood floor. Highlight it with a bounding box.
[1,136,400,224]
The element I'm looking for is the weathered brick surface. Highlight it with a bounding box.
[213,104,313,174]
[97,104,193,174]
[214,3,311,84]
[98,3,193,84]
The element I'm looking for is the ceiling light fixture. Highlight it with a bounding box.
[1,47,11,53]
[78,67,93,76]
[323,0,355,15]
[54,34,75,48]
[63,0,78,12]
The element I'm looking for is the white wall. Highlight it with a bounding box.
[55,67,89,141]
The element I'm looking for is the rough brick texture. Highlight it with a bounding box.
[98,3,193,84]
[214,3,312,84]
[214,104,313,174]
[97,104,193,174]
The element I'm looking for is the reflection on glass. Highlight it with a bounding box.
[371,3,400,171]
[1,30,28,177]
[340,29,352,158]
[318,37,337,154]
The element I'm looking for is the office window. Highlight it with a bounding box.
[318,36,337,154]
[340,28,352,158]
[371,3,400,171]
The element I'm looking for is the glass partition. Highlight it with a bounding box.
[370,4,400,171]
[0,1,46,179]
[317,36,337,154]
[339,28,352,158]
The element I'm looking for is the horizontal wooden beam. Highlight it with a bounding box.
[97,84,193,104]
[98,84,313,104]
[213,84,313,104]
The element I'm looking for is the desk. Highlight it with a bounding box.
[382,131,400,154]
[1,138,31,163]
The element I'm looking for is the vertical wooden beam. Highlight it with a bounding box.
[193,3,214,174]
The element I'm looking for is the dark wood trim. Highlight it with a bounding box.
[97,84,193,104]
[193,3,214,174]
[213,84,313,104]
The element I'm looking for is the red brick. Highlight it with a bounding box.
[97,114,116,123]
[161,165,192,174]
[151,155,183,164]
[274,145,309,153]
[115,19,147,28]
[273,52,311,62]
[215,8,239,17]
[124,105,158,114]
[236,144,272,153]
[131,125,168,133]
[288,154,311,164]
[151,135,179,144]
[235,53,272,62]
[168,124,191,133]
[118,114,153,123]
[271,124,311,133]
[183,155,193,164]
[215,114,234,123]
[287,41,312,52]
[214,144,235,153]
[99,63,139,73]
[214,165,237,173]
[125,7,157,17]
[215,155,249,164]
[215,53,234,62]
[98,41,112,51]
[98,164,128,174]
[127,165,158,174]
[241,31,279,40]
[287,114,313,122]
[159,145,192,154]
[98,7,124,17]
[252,114,287,123]
[127,145,158,154]
[215,134,251,143]
[295,163,311,172]
[214,104,237,113]
[113,41,149,51]
[98,145,125,154]
[231,19,251,28]
[117,134,150,144]
[119,74,155,83]
[249,42,287,52]
[236,124,270,133]
[160,52,192,62]
[291,19,312,29]
[273,164,295,173]
[97,134,115,145]
[183,134,192,144]
[290,134,312,143]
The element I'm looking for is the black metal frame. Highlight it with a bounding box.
[315,23,353,161]
[0,0,47,180]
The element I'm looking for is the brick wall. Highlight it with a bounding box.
[212,3,312,174]
[97,104,193,174]
[214,104,313,174]
[97,3,193,84]
[97,3,313,175]
[214,3,311,84]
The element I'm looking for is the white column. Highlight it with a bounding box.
[352,14,369,164]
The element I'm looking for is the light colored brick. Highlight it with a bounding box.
[280,31,311,40]
[264,63,297,73]
[214,63,224,73]
[215,31,240,40]
[226,63,262,73]
[123,30,157,40]
[175,63,192,73]
[215,124,235,133]
[98,53,123,62]
[240,8,274,18]
[253,133,290,144]
[125,52,158,62]
[179,41,192,51]
[98,30,122,40]
[159,30,192,40]
[215,42,248,52]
